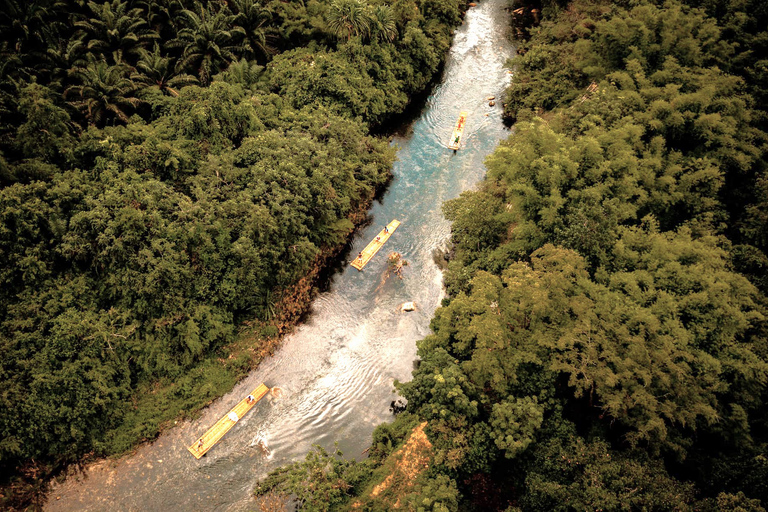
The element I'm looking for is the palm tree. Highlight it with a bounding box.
[73,0,159,64]
[53,0,89,9]
[0,42,22,83]
[170,5,246,85]
[39,37,88,87]
[230,0,275,63]
[327,0,371,41]
[135,0,185,38]
[131,44,197,97]
[0,43,23,135]
[0,0,50,54]
[215,58,264,89]
[370,5,397,43]
[64,58,141,126]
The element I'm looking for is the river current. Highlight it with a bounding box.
[46,1,515,509]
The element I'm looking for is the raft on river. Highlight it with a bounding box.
[188,383,269,459]
[448,111,468,150]
[351,220,401,270]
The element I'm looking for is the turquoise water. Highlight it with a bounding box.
[46,2,515,510]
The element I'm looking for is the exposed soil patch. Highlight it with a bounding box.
[367,422,432,509]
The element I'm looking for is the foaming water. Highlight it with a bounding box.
[46,1,515,510]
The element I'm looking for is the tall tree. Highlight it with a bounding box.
[0,0,51,55]
[327,0,371,41]
[136,0,184,38]
[39,37,87,88]
[131,44,197,97]
[73,0,159,64]
[370,5,397,43]
[64,58,140,125]
[230,0,275,63]
[171,4,246,85]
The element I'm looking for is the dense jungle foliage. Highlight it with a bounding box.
[256,0,768,510]
[0,0,466,499]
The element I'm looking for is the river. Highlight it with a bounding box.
[46,1,515,510]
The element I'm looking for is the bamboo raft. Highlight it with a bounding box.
[351,220,401,270]
[448,111,468,150]
[187,383,270,459]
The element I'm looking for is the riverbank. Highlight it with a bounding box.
[5,24,451,512]
[1,188,385,511]
[0,0,477,505]
[16,165,397,512]
[385,0,768,509]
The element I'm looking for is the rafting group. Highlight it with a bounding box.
[351,111,470,270]
[189,112,471,458]
[188,384,273,459]
[448,111,468,152]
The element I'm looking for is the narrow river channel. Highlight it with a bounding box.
[46,1,515,510]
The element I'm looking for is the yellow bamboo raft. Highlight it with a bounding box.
[448,111,468,150]
[351,219,401,270]
[188,383,269,459]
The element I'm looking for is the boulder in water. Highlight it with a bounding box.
[387,252,408,279]
[390,398,407,414]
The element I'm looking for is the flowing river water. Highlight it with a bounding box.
[46,2,515,510]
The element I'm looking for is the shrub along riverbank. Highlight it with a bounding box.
[0,0,467,507]
[255,0,768,510]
